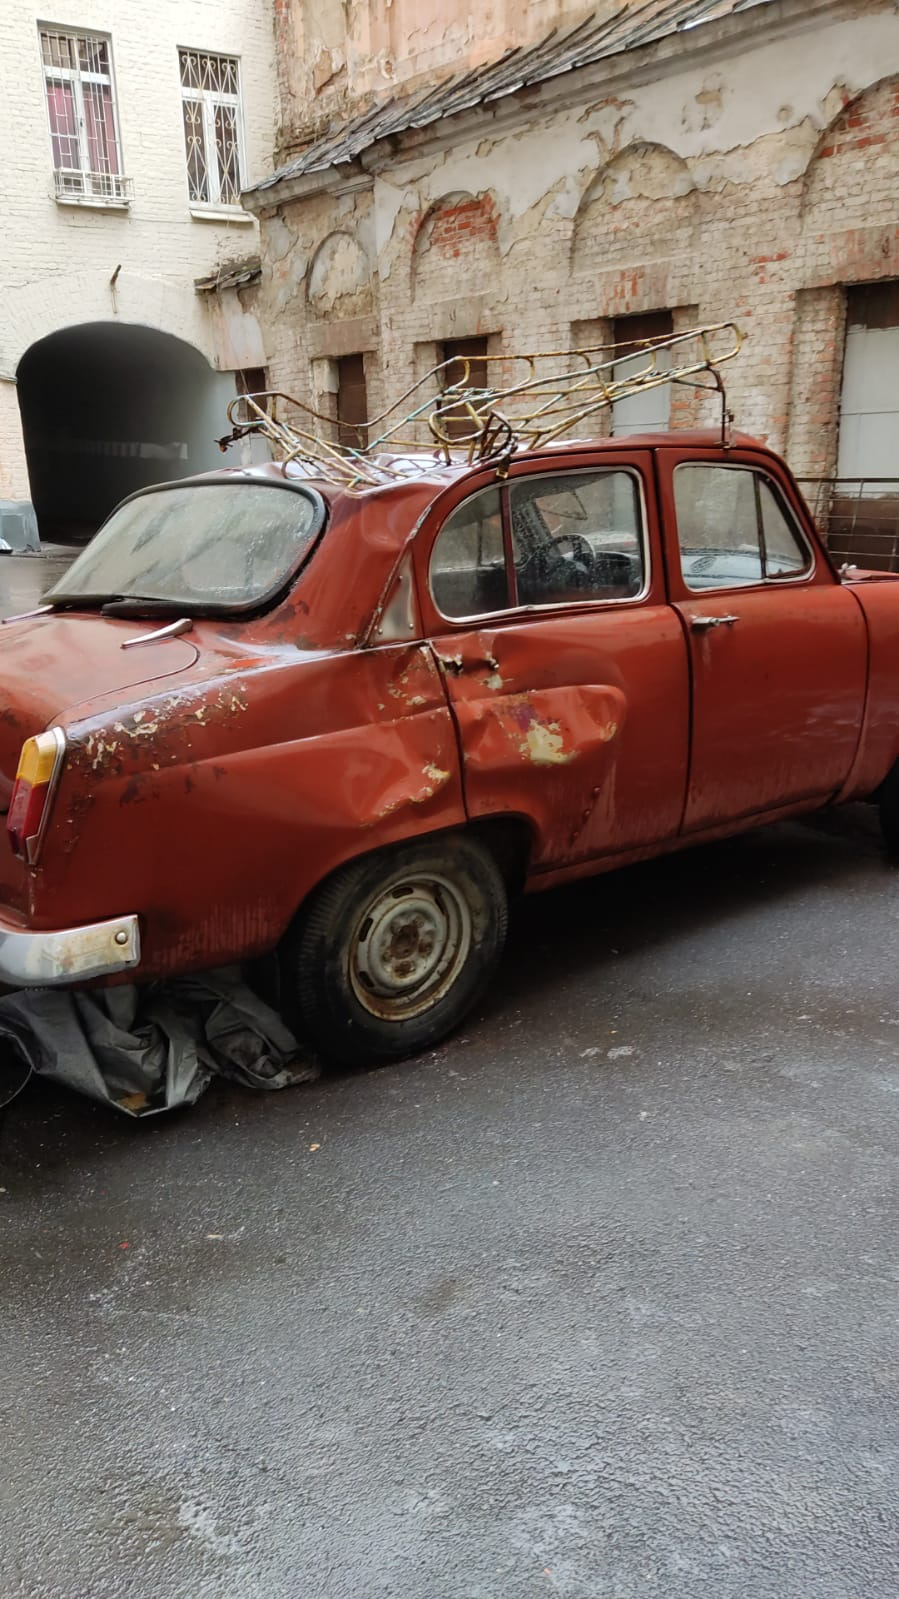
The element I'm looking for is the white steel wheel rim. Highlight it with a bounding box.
[348,873,473,1022]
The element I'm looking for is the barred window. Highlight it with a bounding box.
[39,27,127,203]
[179,50,244,209]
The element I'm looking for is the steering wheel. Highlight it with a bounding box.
[519,533,595,590]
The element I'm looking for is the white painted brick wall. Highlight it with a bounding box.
[0,0,276,497]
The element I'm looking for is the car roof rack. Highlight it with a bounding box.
[219,321,744,494]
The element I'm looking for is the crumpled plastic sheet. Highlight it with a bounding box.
[0,967,319,1117]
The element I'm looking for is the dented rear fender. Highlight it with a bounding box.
[25,643,472,979]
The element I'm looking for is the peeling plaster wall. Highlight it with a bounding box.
[257,2,899,477]
[275,0,612,154]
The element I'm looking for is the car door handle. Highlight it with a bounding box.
[691,614,740,632]
[434,650,499,675]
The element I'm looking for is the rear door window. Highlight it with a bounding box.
[429,469,647,619]
[674,465,811,591]
[429,487,508,619]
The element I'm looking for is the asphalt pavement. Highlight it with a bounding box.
[0,549,76,619]
[1,806,897,1598]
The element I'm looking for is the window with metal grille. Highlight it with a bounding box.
[39,27,127,203]
[179,50,244,209]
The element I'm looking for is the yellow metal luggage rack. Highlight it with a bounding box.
[219,322,744,494]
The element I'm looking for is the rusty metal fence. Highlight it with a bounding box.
[797,479,899,572]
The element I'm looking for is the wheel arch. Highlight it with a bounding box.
[282,813,536,945]
[279,820,517,1063]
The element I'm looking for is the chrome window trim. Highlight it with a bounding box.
[428,465,651,625]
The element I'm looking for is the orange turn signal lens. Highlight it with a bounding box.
[7,729,66,863]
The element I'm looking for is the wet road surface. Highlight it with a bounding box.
[0,549,76,619]
[1,809,897,1598]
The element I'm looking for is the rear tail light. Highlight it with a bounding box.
[6,728,66,864]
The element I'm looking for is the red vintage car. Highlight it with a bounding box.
[2,422,899,1064]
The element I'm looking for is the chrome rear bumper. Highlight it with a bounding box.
[0,911,141,987]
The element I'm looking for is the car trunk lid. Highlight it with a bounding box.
[0,613,199,810]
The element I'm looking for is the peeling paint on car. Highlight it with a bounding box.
[0,438,891,992]
[520,717,577,767]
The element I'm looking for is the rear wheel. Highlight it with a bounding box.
[283,836,508,1065]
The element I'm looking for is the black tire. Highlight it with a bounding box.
[282,835,508,1066]
[879,763,899,856]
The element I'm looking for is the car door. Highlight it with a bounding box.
[656,448,868,832]
[416,452,691,873]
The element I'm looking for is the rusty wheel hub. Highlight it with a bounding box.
[349,875,472,1022]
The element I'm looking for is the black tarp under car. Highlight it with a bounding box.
[0,969,318,1117]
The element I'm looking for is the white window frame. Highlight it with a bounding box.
[38,25,129,206]
[178,48,247,215]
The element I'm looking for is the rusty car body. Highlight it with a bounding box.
[3,428,899,1062]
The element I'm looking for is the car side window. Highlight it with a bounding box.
[759,479,811,577]
[429,486,509,619]
[510,471,645,606]
[674,465,811,591]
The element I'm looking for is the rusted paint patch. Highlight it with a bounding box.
[522,718,576,766]
[502,695,580,766]
[422,762,451,786]
[458,685,625,774]
[387,647,439,710]
[373,760,452,822]
[84,731,125,774]
[569,783,604,850]
[76,680,252,778]
[445,679,631,867]
[120,775,152,806]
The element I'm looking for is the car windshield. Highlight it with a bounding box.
[47,481,324,614]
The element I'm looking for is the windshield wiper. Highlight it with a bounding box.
[44,593,127,610]
[43,594,188,616]
[99,597,190,617]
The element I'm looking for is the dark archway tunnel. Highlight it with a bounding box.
[17,322,237,543]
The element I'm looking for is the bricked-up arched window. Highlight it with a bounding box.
[412,194,500,304]
[802,77,899,241]
[179,49,245,209]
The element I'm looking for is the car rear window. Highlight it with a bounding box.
[47,481,324,614]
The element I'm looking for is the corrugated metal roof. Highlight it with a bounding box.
[194,257,262,293]
[249,0,773,193]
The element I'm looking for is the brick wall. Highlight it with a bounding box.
[252,4,899,479]
[816,78,899,160]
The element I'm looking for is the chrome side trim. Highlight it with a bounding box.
[0,604,54,626]
[0,913,141,987]
[121,617,193,649]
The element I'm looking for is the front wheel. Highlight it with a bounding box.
[282,836,508,1065]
